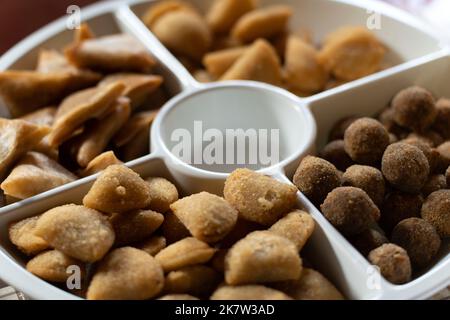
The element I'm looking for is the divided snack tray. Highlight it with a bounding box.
[0,0,449,300]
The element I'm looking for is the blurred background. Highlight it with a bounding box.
[0,0,449,54]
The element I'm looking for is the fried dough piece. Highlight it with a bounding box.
[114,110,158,148]
[142,1,196,28]
[48,82,125,146]
[118,128,151,162]
[161,211,191,244]
[0,119,50,179]
[146,177,179,213]
[231,5,293,43]
[81,151,123,177]
[1,152,77,199]
[9,216,49,256]
[164,265,220,297]
[99,73,163,110]
[74,97,131,167]
[203,46,248,78]
[206,0,256,34]
[318,26,385,81]
[221,39,282,86]
[135,235,167,256]
[87,247,164,300]
[83,164,152,214]
[20,107,57,127]
[34,204,115,262]
[26,250,85,283]
[211,285,292,300]
[284,36,328,94]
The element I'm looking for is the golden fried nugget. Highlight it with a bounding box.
[224,168,297,226]
[207,0,256,34]
[20,107,57,127]
[155,237,216,272]
[0,119,50,179]
[9,216,49,256]
[26,250,85,283]
[110,210,164,246]
[158,294,199,300]
[83,165,151,214]
[274,268,344,300]
[34,204,115,262]
[225,231,302,285]
[87,247,164,300]
[36,50,74,73]
[318,26,385,81]
[146,177,179,213]
[99,73,163,110]
[171,192,238,243]
[66,32,156,73]
[231,5,293,43]
[117,127,151,162]
[211,285,292,300]
[49,82,125,147]
[203,46,247,78]
[1,152,77,199]
[75,97,131,167]
[114,110,158,148]
[164,265,221,297]
[162,211,191,244]
[152,10,212,61]
[284,36,328,94]
[135,235,167,256]
[81,151,123,177]
[269,210,315,251]
[221,39,282,86]
[142,1,196,28]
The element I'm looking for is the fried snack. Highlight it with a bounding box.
[202,46,248,78]
[321,187,380,236]
[135,235,167,256]
[368,244,412,284]
[66,29,156,73]
[392,86,437,132]
[421,190,450,238]
[83,165,151,214]
[224,168,297,226]
[402,137,439,173]
[268,210,315,251]
[34,205,114,262]
[348,228,388,257]
[0,119,50,179]
[436,141,450,171]
[231,5,293,43]
[381,143,430,193]
[26,250,85,283]
[344,118,390,165]
[48,82,125,146]
[1,152,77,199]
[155,237,216,272]
[319,140,353,171]
[380,192,423,234]
[146,177,179,213]
[114,110,158,148]
[391,218,441,268]
[342,165,385,206]
[274,268,344,300]
[99,73,163,110]
[87,247,164,300]
[171,192,238,243]
[211,249,228,273]
[9,216,48,256]
[225,231,302,285]
[407,131,443,148]
[206,0,256,34]
[318,26,385,81]
[284,36,328,94]
[164,265,220,297]
[110,210,164,246]
[74,97,131,167]
[422,174,446,197]
[162,211,191,244]
[433,98,450,139]
[211,285,292,300]
[329,116,359,141]
[81,151,123,177]
[159,294,199,300]
[142,0,195,27]
[20,107,57,127]
[221,39,282,86]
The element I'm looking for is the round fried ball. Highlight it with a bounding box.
[437,141,450,171]
[320,140,353,171]
[293,156,341,206]
[328,116,359,141]
[344,118,390,165]
[342,165,385,206]
[401,137,439,173]
[391,218,441,268]
[421,190,450,238]
[381,143,430,193]
[320,187,380,236]
[380,192,423,233]
[348,227,388,257]
[421,175,446,197]
[368,243,411,284]
[432,98,450,139]
[407,131,443,148]
[392,86,436,131]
